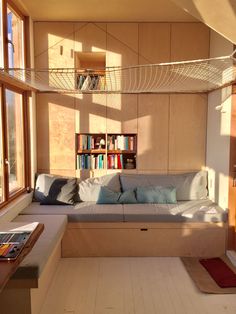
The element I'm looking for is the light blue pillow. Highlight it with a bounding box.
[97,186,137,204]
[136,186,177,204]
[119,189,137,204]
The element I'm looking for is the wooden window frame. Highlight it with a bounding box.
[2,0,26,69]
[0,1,30,208]
[0,82,30,209]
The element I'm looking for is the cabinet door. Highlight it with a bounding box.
[106,94,138,133]
[74,23,106,52]
[106,23,138,67]
[36,93,75,176]
[75,94,107,133]
[137,94,169,171]
[139,23,171,64]
[34,22,75,68]
[169,94,207,171]
[171,23,209,61]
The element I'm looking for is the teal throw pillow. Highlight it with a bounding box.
[136,186,177,204]
[97,186,137,204]
[119,189,137,204]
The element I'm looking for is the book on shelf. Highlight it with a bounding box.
[107,135,136,151]
[107,154,123,169]
[78,134,105,151]
[77,154,105,170]
[76,74,105,91]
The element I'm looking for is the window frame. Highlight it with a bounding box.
[0,1,30,208]
[2,0,26,69]
[0,82,30,208]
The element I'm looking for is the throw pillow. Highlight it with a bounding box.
[136,186,177,204]
[97,186,137,204]
[78,173,121,202]
[34,173,77,205]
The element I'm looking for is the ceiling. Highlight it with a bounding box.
[15,0,196,22]
[172,0,236,44]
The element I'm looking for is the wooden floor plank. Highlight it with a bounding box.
[40,257,236,314]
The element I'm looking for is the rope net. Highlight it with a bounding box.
[1,53,236,93]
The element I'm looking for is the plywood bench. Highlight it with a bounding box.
[20,200,228,258]
[0,215,67,314]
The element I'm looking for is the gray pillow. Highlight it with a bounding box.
[34,173,77,205]
[78,173,121,202]
[120,171,208,201]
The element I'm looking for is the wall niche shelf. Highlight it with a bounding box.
[75,52,106,91]
[76,133,137,171]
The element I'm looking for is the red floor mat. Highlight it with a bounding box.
[199,257,236,288]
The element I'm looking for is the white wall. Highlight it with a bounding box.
[206,30,233,209]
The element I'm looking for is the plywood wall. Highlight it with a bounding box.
[35,22,209,177]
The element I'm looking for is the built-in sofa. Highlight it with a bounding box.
[0,171,228,314]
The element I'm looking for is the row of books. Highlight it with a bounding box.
[107,135,135,151]
[77,154,105,169]
[107,154,124,169]
[77,135,105,151]
[76,74,105,91]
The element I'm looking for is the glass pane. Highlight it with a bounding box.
[7,6,24,68]
[0,0,3,68]
[6,89,24,194]
[0,92,3,202]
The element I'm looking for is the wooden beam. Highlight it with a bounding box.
[0,72,37,92]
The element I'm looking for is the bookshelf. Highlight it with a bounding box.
[76,133,137,170]
[75,52,106,91]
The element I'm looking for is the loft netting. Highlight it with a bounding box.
[1,53,236,93]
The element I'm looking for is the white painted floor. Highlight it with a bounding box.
[40,257,236,314]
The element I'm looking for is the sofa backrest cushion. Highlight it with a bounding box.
[34,173,77,205]
[120,171,208,201]
[78,173,121,202]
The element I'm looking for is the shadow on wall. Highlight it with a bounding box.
[35,23,160,178]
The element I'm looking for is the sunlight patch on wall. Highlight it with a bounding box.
[218,172,230,210]
[206,167,216,202]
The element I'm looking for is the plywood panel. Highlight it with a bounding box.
[139,23,171,64]
[171,23,209,61]
[36,93,75,172]
[74,23,106,52]
[34,22,75,68]
[62,224,226,257]
[107,23,138,68]
[169,94,207,171]
[138,95,169,171]
[107,94,138,133]
[75,93,106,133]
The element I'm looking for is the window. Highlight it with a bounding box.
[7,3,24,68]
[6,88,25,193]
[0,2,29,207]
[0,85,28,206]
[0,90,3,202]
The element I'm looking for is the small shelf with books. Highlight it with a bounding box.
[76,133,137,171]
[107,134,137,170]
[76,133,106,170]
[75,52,106,91]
